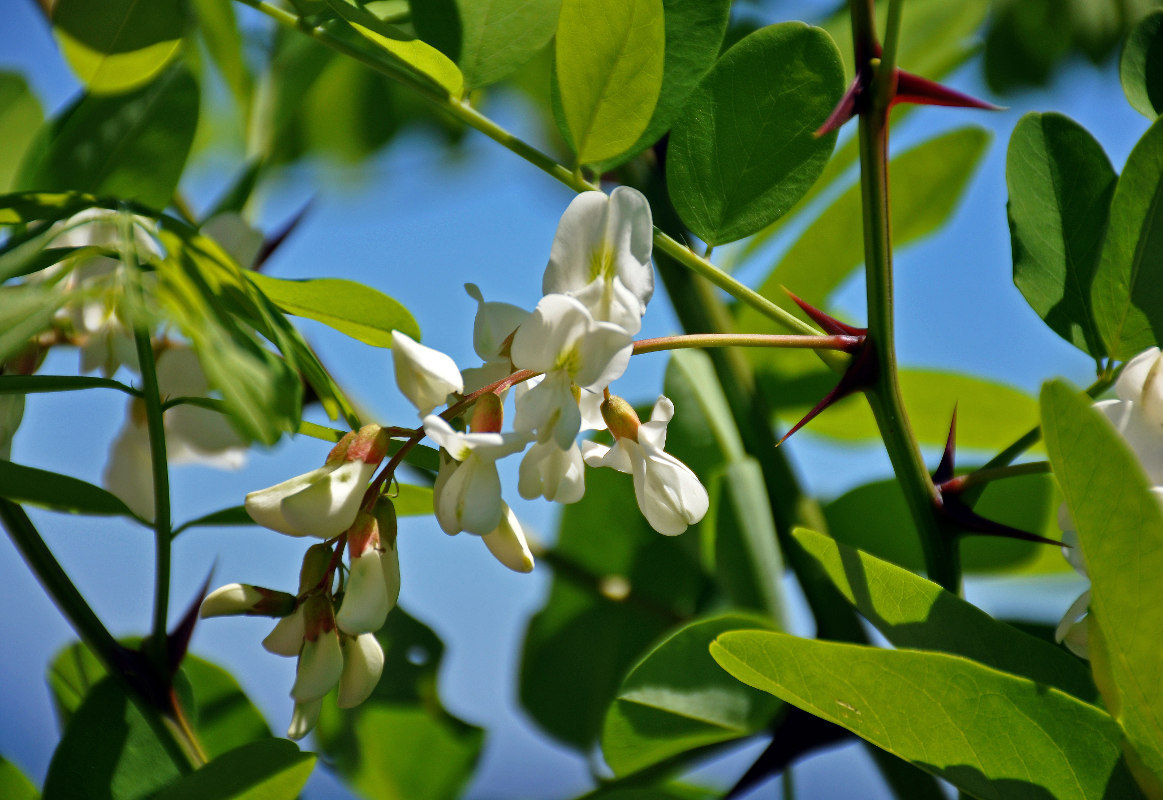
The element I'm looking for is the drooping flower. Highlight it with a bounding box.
[542,187,654,335]
[583,395,709,536]
[335,502,401,635]
[337,632,385,708]
[391,330,464,416]
[481,503,535,573]
[245,424,390,538]
[424,415,527,535]
[510,293,632,449]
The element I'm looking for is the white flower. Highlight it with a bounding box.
[245,424,389,538]
[543,187,654,335]
[290,596,344,704]
[391,331,464,416]
[461,284,528,393]
[425,415,527,535]
[335,508,401,635]
[104,346,248,520]
[288,698,323,741]
[583,396,709,536]
[481,503,535,573]
[337,633,384,708]
[518,439,585,504]
[201,584,264,618]
[1115,347,1163,427]
[511,294,632,448]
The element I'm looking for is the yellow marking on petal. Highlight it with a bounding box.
[589,246,615,283]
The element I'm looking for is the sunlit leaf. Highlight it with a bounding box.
[1092,116,1163,358]
[1007,113,1116,356]
[712,632,1140,800]
[0,285,67,365]
[555,0,665,165]
[346,21,464,97]
[601,612,779,775]
[0,74,43,194]
[0,757,37,800]
[151,739,314,800]
[667,23,844,245]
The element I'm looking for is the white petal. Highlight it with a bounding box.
[573,324,633,390]
[104,421,155,521]
[1094,399,1163,485]
[292,627,344,702]
[1055,589,1091,659]
[513,370,580,449]
[336,549,390,634]
[287,698,323,740]
[582,438,634,474]
[246,460,377,538]
[466,283,529,360]
[443,456,505,535]
[262,607,305,656]
[632,443,710,535]
[338,633,385,708]
[423,414,528,461]
[482,504,535,572]
[518,440,585,504]
[200,583,263,618]
[433,456,463,535]
[510,294,593,374]
[391,331,464,416]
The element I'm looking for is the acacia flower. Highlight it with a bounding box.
[510,293,632,449]
[461,284,529,393]
[200,583,295,619]
[518,439,585,504]
[425,416,527,535]
[542,187,654,335]
[481,503,535,573]
[391,330,464,416]
[583,395,709,536]
[335,503,401,635]
[245,424,390,538]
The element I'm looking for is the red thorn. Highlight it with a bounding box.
[779,343,877,445]
[892,71,1004,112]
[167,571,215,677]
[933,407,957,485]
[815,73,864,138]
[937,495,1065,547]
[783,289,866,336]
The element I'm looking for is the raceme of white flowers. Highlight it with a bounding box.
[1055,346,1163,658]
[201,186,710,739]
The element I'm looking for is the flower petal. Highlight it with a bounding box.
[482,504,535,572]
[287,697,323,740]
[338,633,385,708]
[336,549,390,634]
[391,331,464,416]
[262,607,306,656]
[292,626,344,702]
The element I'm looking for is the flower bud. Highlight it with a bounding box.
[292,595,344,702]
[299,543,334,594]
[391,330,464,416]
[200,583,296,619]
[600,394,640,442]
[1118,347,1163,428]
[469,392,504,433]
[336,514,390,635]
[287,698,323,741]
[337,633,384,708]
[482,503,535,573]
[262,608,305,656]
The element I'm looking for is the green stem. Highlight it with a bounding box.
[876,0,905,108]
[850,0,958,592]
[632,333,858,355]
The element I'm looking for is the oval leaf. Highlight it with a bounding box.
[246,273,419,347]
[667,22,844,245]
[151,739,314,800]
[1092,115,1163,359]
[1121,10,1163,119]
[601,612,779,776]
[349,22,464,98]
[555,0,665,165]
[52,0,188,94]
[1007,113,1116,357]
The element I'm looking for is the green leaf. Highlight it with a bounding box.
[824,471,1072,576]
[314,607,483,800]
[666,22,844,245]
[412,0,562,89]
[601,612,779,776]
[520,466,710,749]
[738,127,989,337]
[178,657,272,760]
[555,0,665,165]
[192,0,253,115]
[591,0,731,171]
[1007,113,1116,357]
[0,285,67,365]
[0,458,139,519]
[0,191,107,226]
[705,459,785,618]
[0,374,137,396]
[661,349,744,478]
[391,484,433,516]
[1042,379,1163,789]
[1122,10,1163,118]
[793,528,1095,701]
[175,505,254,533]
[152,739,314,800]
[46,641,108,729]
[711,632,1141,800]
[42,677,185,800]
[0,74,43,194]
[1092,116,1163,359]
[18,67,199,211]
[52,0,188,94]
[0,757,39,800]
[246,273,419,347]
[576,784,717,800]
[345,20,465,97]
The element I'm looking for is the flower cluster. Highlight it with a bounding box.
[1056,346,1163,658]
[201,187,708,738]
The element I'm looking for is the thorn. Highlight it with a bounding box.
[933,407,957,485]
[254,199,314,271]
[167,571,215,677]
[779,342,877,445]
[783,289,866,337]
[815,72,865,137]
[892,70,1004,112]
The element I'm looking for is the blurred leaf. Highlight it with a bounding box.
[554,0,664,165]
[246,273,419,347]
[738,127,989,338]
[52,0,188,94]
[711,632,1141,800]
[794,528,1095,701]
[412,0,561,89]
[601,612,779,776]
[46,642,107,730]
[175,505,253,532]
[0,285,67,364]
[192,0,252,115]
[0,191,107,226]
[0,75,43,194]
[520,467,710,749]
[824,471,1072,576]
[1092,116,1163,358]
[576,784,717,800]
[666,23,844,245]
[315,607,483,800]
[391,484,432,516]
[705,459,785,618]
[42,677,184,800]
[18,67,199,211]
[1123,10,1163,118]
[0,459,138,519]
[179,657,271,759]
[662,349,744,478]
[1007,113,1117,357]
[151,739,314,800]
[0,757,37,800]
[593,0,731,172]
[1042,379,1163,789]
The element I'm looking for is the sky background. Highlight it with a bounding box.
[0,0,1151,797]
